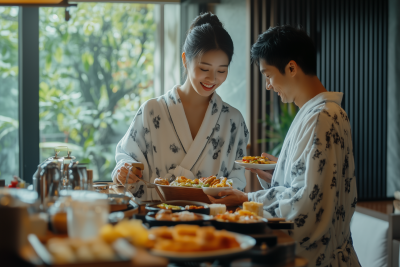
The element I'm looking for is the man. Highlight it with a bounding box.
[208,26,360,267]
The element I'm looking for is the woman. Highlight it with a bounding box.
[112,12,249,201]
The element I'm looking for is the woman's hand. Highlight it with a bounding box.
[207,189,248,206]
[114,163,142,185]
[246,153,278,184]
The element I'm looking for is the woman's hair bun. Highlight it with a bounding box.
[183,11,234,68]
[189,12,223,31]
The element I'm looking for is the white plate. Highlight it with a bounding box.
[235,160,276,170]
[150,232,256,261]
[202,186,231,197]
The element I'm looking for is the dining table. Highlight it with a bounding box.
[9,182,308,267]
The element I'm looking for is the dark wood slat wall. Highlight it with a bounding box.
[249,0,388,200]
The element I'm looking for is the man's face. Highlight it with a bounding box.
[259,59,294,103]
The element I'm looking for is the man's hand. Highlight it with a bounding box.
[246,153,278,184]
[207,189,248,206]
[114,163,142,184]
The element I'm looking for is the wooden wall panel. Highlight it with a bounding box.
[249,0,388,200]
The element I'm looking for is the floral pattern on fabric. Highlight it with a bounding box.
[249,92,360,267]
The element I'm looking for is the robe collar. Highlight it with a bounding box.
[301,91,343,112]
[279,91,344,157]
[162,85,223,175]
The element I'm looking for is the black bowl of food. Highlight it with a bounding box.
[211,211,270,234]
[145,200,210,215]
[145,210,212,227]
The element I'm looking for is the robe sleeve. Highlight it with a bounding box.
[112,104,152,181]
[227,118,249,191]
[248,111,339,243]
[257,176,271,190]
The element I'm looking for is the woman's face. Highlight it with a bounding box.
[185,49,229,97]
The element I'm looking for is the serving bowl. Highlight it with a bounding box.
[155,184,211,203]
[201,187,231,197]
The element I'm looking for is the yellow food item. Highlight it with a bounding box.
[243,201,263,217]
[154,178,169,185]
[100,219,151,248]
[156,203,182,210]
[176,176,190,183]
[46,237,114,263]
[100,224,122,244]
[210,177,231,188]
[242,156,277,164]
[149,225,239,252]
[215,211,264,223]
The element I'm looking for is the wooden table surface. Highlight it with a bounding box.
[356,200,395,221]
[19,185,307,267]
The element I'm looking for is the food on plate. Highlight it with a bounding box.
[46,237,115,264]
[149,225,240,252]
[185,205,205,210]
[154,210,203,221]
[170,176,202,188]
[242,156,277,164]
[100,219,151,247]
[243,201,263,217]
[154,178,169,186]
[165,175,233,188]
[156,203,183,210]
[209,204,227,216]
[215,210,264,223]
[200,176,233,188]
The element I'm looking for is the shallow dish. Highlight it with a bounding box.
[145,212,211,227]
[234,160,276,171]
[150,232,256,262]
[202,186,231,197]
[145,200,210,215]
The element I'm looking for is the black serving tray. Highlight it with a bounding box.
[145,200,210,215]
[266,220,294,230]
[144,212,212,227]
[211,218,270,235]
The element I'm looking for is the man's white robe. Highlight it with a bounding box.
[248,92,360,267]
[113,85,249,200]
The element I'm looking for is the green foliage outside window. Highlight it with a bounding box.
[0,7,19,181]
[38,3,156,180]
[258,103,297,156]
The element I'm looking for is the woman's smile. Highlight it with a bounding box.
[200,82,216,91]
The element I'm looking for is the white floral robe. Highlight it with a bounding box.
[248,92,360,267]
[113,85,249,201]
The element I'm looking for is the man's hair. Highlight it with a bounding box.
[251,25,317,75]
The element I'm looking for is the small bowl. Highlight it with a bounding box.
[202,187,231,197]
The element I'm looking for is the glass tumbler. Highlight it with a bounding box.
[67,191,109,240]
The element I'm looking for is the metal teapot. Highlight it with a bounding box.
[32,148,81,207]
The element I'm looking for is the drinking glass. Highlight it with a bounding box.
[67,191,108,239]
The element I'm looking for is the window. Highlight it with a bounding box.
[39,3,180,181]
[0,7,19,184]
[214,0,248,126]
